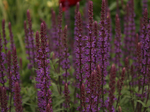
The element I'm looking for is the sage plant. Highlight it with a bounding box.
[114,14,122,70]
[12,47,23,112]
[116,67,126,108]
[0,33,6,87]
[93,21,98,67]
[2,19,7,55]
[64,83,70,108]
[124,4,130,58]
[61,26,70,108]
[50,9,57,53]
[36,23,52,112]
[1,87,7,112]
[85,2,95,111]
[108,64,116,112]
[142,0,148,15]
[26,10,36,69]
[75,11,85,111]
[61,25,70,83]
[140,9,148,98]
[98,0,108,110]
[8,22,15,51]
[129,0,136,60]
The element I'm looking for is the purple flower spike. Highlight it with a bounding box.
[98,0,108,110]
[124,4,130,58]
[137,42,142,70]
[136,42,142,91]
[74,9,87,110]
[12,47,20,82]
[119,68,126,93]
[61,25,70,82]
[85,2,95,109]
[147,23,150,83]
[93,21,98,67]
[147,23,150,104]
[106,9,112,62]
[0,33,6,87]
[96,65,102,111]
[140,9,148,95]
[24,21,31,67]
[130,65,134,88]
[75,11,85,86]
[0,86,2,107]
[114,14,122,69]
[56,6,63,101]
[50,9,57,52]
[36,23,52,112]
[64,1,71,50]
[85,0,94,77]
[12,47,22,112]
[46,103,53,112]
[81,83,86,111]
[142,0,148,15]
[8,22,15,51]
[2,19,7,55]
[7,51,12,92]
[88,70,97,112]
[26,10,36,69]
[14,82,23,112]
[56,3,63,60]
[19,58,22,72]
[1,87,8,112]
[108,64,116,112]
[133,34,139,70]
[116,67,126,108]
[73,2,80,85]
[129,0,136,61]
[64,83,70,108]
[82,1,88,35]
[35,31,40,53]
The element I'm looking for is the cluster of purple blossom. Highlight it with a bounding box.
[0,19,22,112]
[0,0,150,112]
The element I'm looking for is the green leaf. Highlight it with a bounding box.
[136,100,146,107]
[54,108,64,112]
[109,2,116,11]
[53,99,65,109]
[30,103,37,112]
[24,102,37,107]
[22,97,30,104]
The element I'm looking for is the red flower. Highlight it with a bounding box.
[59,0,81,11]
